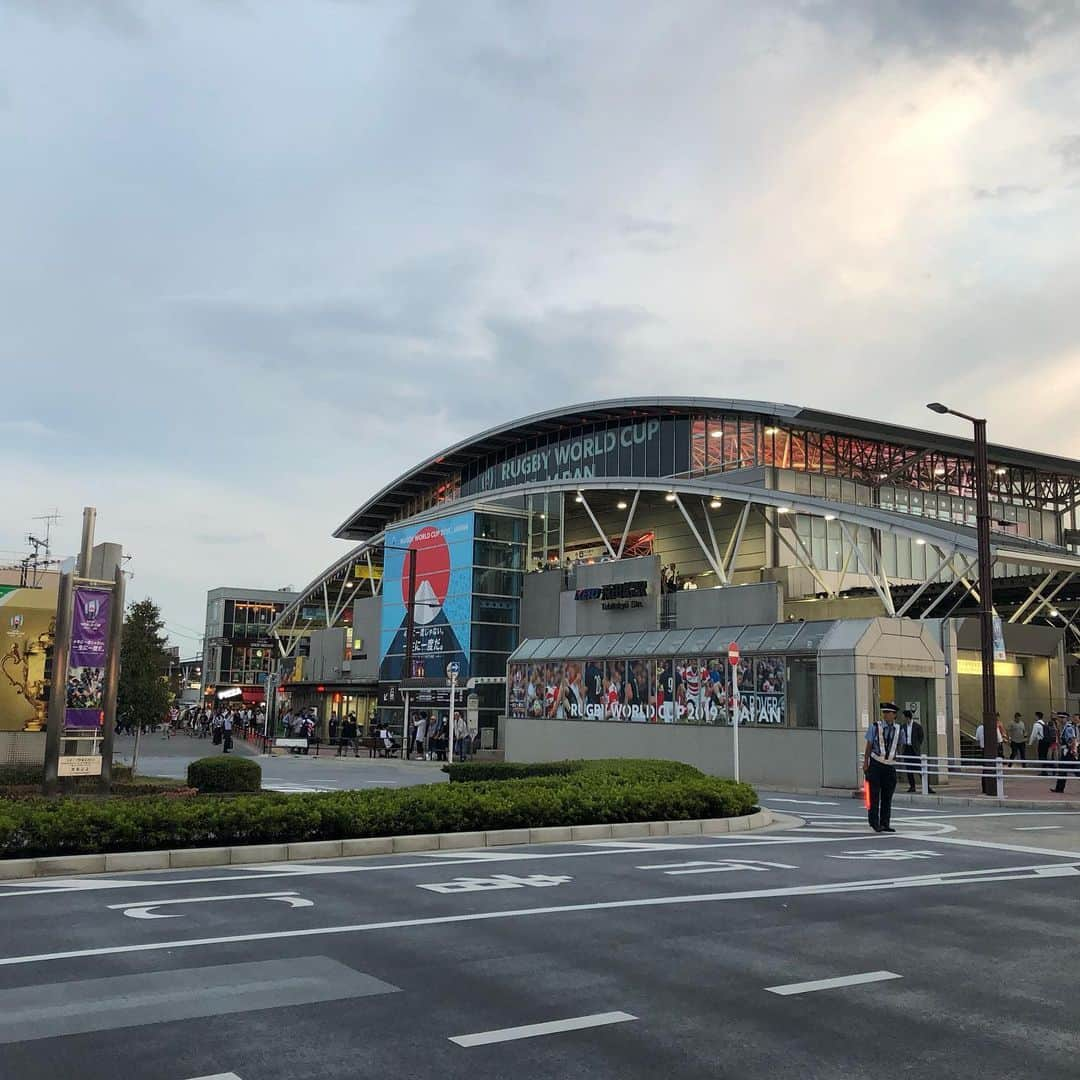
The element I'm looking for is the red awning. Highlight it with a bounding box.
[240,688,265,704]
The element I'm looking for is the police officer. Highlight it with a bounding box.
[863,701,902,833]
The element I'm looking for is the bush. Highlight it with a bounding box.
[186,756,261,793]
[443,758,703,784]
[0,760,757,859]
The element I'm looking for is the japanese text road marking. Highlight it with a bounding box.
[418,874,572,894]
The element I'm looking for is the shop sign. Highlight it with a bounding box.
[574,580,648,611]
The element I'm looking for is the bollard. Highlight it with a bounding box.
[995,756,1005,799]
[920,754,929,796]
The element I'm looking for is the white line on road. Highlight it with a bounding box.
[766,799,838,806]
[186,1074,242,1079]
[107,892,313,919]
[1,860,1075,969]
[1014,826,1063,831]
[765,971,901,996]
[449,1011,637,1047]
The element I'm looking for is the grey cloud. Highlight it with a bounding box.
[799,0,1080,57]
[972,184,1042,200]
[195,532,266,545]
[8,0,149,36]
[1054,134,1080,170]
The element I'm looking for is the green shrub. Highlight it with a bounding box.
[186,756,261,793]
[0,760,757,859]
[444,758,702,784]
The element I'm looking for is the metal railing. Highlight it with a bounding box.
[860,753,1078,798]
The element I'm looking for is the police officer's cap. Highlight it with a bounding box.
[879,701,899,713]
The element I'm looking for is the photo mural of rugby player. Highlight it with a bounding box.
[379,512,474,687]
[508,653,787,725]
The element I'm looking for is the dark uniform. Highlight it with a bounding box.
[864,702,901,833]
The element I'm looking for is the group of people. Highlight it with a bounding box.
[975,710,1080,791]
[409,711,474,761]
[169,705,253,752]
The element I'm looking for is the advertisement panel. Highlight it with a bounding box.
[379,511,475,685]
[508,653,788,727]
[64,586,111,732]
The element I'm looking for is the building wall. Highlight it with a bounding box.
[672,582,783,628]
[504,716,826,789]
[571,556,661,634]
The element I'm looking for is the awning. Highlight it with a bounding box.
[240,688,265,704]
[993,547,1080,572]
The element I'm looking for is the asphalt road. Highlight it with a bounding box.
[1,795,1079,1079]
[113,731,447,792]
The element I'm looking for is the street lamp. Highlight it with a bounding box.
[927,402,997,793]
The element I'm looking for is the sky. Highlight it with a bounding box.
[2,0,1079,653]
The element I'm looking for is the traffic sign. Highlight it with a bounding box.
[728,642,740,667]
[446,661,460,679]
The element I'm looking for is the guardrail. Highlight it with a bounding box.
[859,753,1078,798]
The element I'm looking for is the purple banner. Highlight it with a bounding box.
[64,587,111,732]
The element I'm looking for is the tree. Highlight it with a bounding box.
[117,598,172,732]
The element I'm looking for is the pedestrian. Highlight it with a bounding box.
[1051,736,1078,795]
[212,711,224,745]
[1007,713,1027,767]
[900,709,933,793]
[1061,713,1079,748]
[864,702,901,833]
[1030,712,1047,774]
[222,710,233,753]
[338,714,358,757]
[413,713,428,760]
[453,711,469,760]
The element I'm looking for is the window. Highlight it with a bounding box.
[473,597,519,625]
[474,539,524,570]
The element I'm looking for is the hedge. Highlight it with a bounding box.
[0,761,757,859]
[186,756,262,793]
[443,759,702,784]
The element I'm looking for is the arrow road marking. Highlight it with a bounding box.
[109,892,313,920]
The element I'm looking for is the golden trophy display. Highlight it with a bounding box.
[1,618,55,732]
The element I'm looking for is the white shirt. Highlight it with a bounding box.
[975,724,984,749]
[1029,720,1044,745]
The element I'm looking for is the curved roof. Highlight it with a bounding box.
[334,397,1080,541]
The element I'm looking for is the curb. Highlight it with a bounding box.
[0,809,774,881]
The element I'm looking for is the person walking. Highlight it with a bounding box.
[1051,735,1078,794]
[338,714,358,757]
[1030,712,1047,774]
[412,713,428,760]
[864,702,902,833]
[1007,713,1027,767]
[222,711,234,753]
[900,709,933,793]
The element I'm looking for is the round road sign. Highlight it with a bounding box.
[727,642,740,666]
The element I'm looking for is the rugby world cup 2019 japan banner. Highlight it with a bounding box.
[379,511,474,684]
[64,587,111,731]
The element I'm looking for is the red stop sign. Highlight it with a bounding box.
[728,642,740,666]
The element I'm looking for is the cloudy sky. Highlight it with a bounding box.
[3,0,1079,651]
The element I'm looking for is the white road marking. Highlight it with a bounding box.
[765,971,901,996]
[186,1074,242,1080]
[418,874,573,894]
[830,850,940,861]
[767,799,838,806]
[1034,866,1080,877]
[417,851,525,861]
[1,860,1076,969]
[636,859,797,875]
[1014,826,1063,831]
[0,834,895,900]
[108,892,313,920]
[449,1011,637,1047]
[920,834,1080,860]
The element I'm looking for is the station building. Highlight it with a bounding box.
[269,399,1080,789]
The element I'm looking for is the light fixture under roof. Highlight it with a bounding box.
[877,473,888,480]
[915,538,926,545]
[776,506,790,514]
[1050,609,1060,617]
[710,499,722,509]
[934,466,946,476]
[617,500,628,510]
[994,467,1008,475]
[764,426,779,435]
[710,430,722,438]
[665,492,677,502]
[574,493,584,503]
[824,513,836,521]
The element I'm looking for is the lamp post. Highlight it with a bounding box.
[927,402,997,794]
